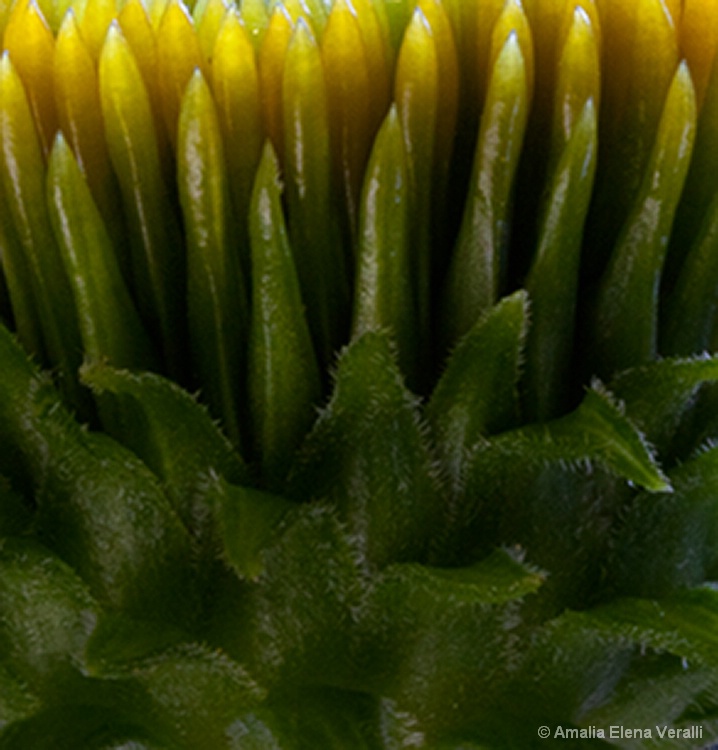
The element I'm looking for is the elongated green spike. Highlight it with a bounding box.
[99,23,187,377]
[427,290,528,485]
[178,69,247,449]
[591,62,697,377]
[47,133,158,372]
[352,105,416,378]
[662,193,718,356]
[248,142,321,485]
[282,18,348,365]
[442,31,529,348]
[0,53,85,408]
[524,99,597,421]
[547,6,599,156]
[584,0,679,271]
[212,8,263,280]
[350,0,393,109]
[54,8,128,263]
[156,1,208,149]
[239,0,270,49]
[394,7,438,349]
[667,41,718,280]
[193,0,228,60]
[2,0,58,155]
[295,0,328,34]
[322,0,380,236]
[381,0,413,51]
[0,191,43,358]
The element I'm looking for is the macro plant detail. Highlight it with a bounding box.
[3,0,718,747]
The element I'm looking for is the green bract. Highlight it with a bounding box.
[2,0,718,747]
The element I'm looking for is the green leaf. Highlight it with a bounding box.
[352,105,416,379]
[80,361,248,539]
[606,445,718,598]
[0,537,99,688]
[386,548,545,607]
[99,24,186,376]
[523,99,597,421]
[217,482,295,581]
[505,610,635,727]
[582,652,718,736]
[178,69,247,448]
[0,662,39,731]
[500,589,718,738]
[442,30,529,347]
[248,142,321,485]
[591,62,697,377]
[288,331,439,567]
[445,385,669,604]
[0,325,196,623]
[427,290,527,486]
[85,614,189,677]
[0,707,172,750]
[229,689,380,750]
[531,385,670,493]
[460,383,670,509]
[46,133,158,372]
[576,587,718,669]
[509,592,718,732]
[97,643,264,749]
[0,665,191,748]
[609,354,718,457]
[208,502,363,689]
[363,549,544,738]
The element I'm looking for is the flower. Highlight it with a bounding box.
[3,1,718,746]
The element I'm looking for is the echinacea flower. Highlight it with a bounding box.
[2,0,718,746]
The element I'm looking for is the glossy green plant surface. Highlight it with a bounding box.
[2,0,718,747]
